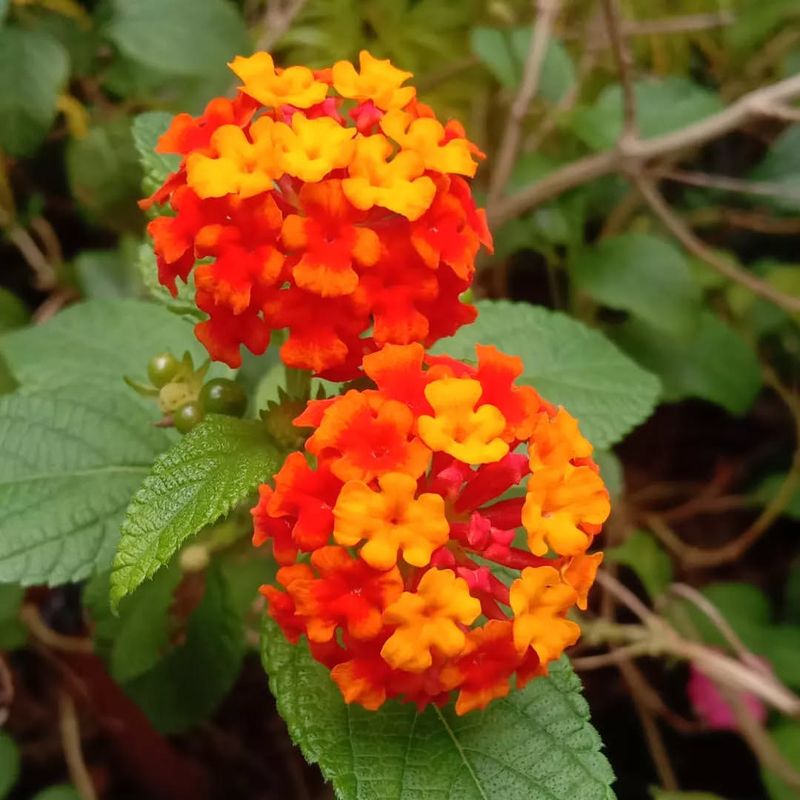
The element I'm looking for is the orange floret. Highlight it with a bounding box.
[230,52,328,108]
[509,566,581,665]
[342,134,436,221]
[186,118,282,199]
[332,50,415,110]
[522,465,611,556]
[381,569,481,672]
[418,377,509,464]
[333,472,449,569]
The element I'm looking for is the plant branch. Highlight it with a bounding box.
[565,12,736,42]
[571,641,654,669]
[0,654,12,727]
[0,207,58,290]
[20,604,94,654]
[600,0,637,141]
[596,569,660,625]
[688,206,800,234]
[642,368,800,567]
[58,690,97,800]
[661,167,800,202]
[578,613,800,717]
[721,687,800,792]
[667,583,756,665]
[633,174,800,314]
[487,0,563,207]
[623,11,735,37]
[616,658,680,791]
[490,72,800,226]
[254,0,308,52]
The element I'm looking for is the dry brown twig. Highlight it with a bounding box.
[58,690,97,800]
[0,654,13,727]
[600,0,637,143]
[487,0,564,208]
[564,11,736,43]
[616,658,680,791]
[643,368,800,568]
[660,168,800,202]
[632,175,800,315]
[589,570,800,718]
[593,567,680,791]
[20,605,94,654]
[254,0,308,52]
[0,207,58,290]
[589,0,800,314]
[489,72,800,227]
[688,207,800,235]
[721,687,800,792]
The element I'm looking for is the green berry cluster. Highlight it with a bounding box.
[127,351,247,434]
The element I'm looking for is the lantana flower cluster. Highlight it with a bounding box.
[143,50,491,378]
[252,343,610,714]
[146,48,610,715]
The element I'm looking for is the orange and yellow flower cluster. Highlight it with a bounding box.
[142,51,491,377]
[252,343,610,714]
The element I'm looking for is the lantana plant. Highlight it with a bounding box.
[0,48,627,800]
[139,48,610,718]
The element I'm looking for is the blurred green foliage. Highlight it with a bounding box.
[1,1,800,798]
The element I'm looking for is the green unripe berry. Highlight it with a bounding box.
[158,381,194,413]
[148,352,180,388]
[174,401,204,434]
[199,378,247,417]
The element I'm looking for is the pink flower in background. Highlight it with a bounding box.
[687,662,767,731]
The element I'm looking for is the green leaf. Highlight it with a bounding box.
[612,312,762,415]
[74,241,145,300]
[277,0,362,66]
[0,26,69,156]
[84,564,182,683]
[0,732,20,799]
[571,234,701,337]
[606,531,672,599]
[748,125,800,213]
[762,720,800,800]
[726,0,800,53]
[0,386,171,585]
[783,561,800,626]
[726,262,800,333]
[435,300,660,448]
[219,547,277,622]
[132,112,181,195]
[0,289,29,334]
[0,356,17,397]
[1,299,218,392]
[750,473,800,521]
[594,449,623,499]
[0,583,26,650]
[261,618,616,800]
[66,117,144,233]
[107,0,248,78]
[110,415,281,608]
[124,564,245,733]
[31,787,81,800]
[470,26,575,103]
[570,78,723,152]
[32,10,96,76]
